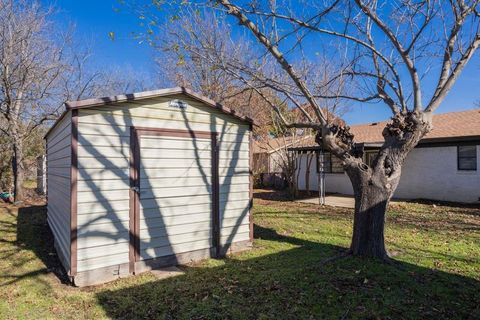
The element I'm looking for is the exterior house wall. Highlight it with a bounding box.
[395,145,480,202]
[46,111,72,271]
[295,152,321,192]
[253,151,284,174]
[255,151,287,189]
[268,151,284,173]
[75,94,251,274]
[253,153,268,173]
[296,145,480,203]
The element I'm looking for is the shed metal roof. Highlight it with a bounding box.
[45,87,254,139]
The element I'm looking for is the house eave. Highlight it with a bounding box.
[288,135,480,152]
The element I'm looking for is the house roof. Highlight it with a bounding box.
[349,109,480,143]
[292,109,480,148]
[253,135,314,154]
[252,105,345,154]
[45,87,254,139]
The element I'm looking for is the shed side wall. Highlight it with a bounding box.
[46,111,72,272]
[75,95,251,272]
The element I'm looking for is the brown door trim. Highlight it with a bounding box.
[70,109,79,277]
[129,127,219,272]
[134,127,212,140]
[128,127,138,274]
[211,132,220,257]
[249,130,254,242]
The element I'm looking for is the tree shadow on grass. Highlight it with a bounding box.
[96,224,480,319]
[0,205,69,287]
[253,189,293,202]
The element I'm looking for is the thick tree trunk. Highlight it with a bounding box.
[318,112,432,260]
[350,184,392,259]
[12,141,25,202]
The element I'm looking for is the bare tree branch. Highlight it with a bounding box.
[427,32,480,112]
[235,5,407,112]
[354,0,423,112]
[217,0,328,125]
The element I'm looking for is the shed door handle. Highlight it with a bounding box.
[131,186,140,193]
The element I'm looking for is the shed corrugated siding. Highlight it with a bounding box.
[76,95,251,272]
[46,112,71,271]
[138,135,213,261]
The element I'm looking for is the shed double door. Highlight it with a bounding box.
[130,128,219,268]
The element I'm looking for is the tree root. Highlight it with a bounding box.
[381,255,407,270]
[319,250,352,265]
[319,250,407,271]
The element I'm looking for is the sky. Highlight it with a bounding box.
[45,0,480,125]
[47,0,154,69]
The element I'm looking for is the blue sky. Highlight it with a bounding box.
[45,0,480,125]
[46,0,156,72]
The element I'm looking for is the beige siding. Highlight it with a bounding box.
[137,134,213,261]
[76,94,251,272]
[46,112,71,271]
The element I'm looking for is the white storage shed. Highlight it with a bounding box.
[45,87,253,286]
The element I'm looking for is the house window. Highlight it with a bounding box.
[365,151,378,167]
[316,152,345,173]
[316,152,332,173]
[331,154,344,173]
[457,146,477,171]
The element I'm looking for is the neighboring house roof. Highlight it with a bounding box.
[253,135,314,154]
[45,87,254,139]
[294,109,480,148]
[253,105,345,154]
[349,109,480,143]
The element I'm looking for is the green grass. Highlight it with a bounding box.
[0,195,479,319]
[22,179,37,190]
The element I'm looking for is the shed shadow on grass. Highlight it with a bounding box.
[0,205,69,287]
[96,224,480,319]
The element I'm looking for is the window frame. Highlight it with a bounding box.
[457,145,477,171]
[330,154,344,173]
[316,151,344,174]
[364,151,379,167]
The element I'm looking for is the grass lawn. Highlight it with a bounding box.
[0,190,479,319]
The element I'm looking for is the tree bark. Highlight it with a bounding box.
[12,140,25,202]
[337,112,431,259]
[350,183,391,259]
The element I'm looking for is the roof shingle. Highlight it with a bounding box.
[259,109,480,150]
[349,109,480,143]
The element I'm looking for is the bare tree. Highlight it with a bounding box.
[0,0,71,200]
[137,6,349,199]
[128,0,479,259]
[212,0,480,260]
[0,116,11,191]
[257,103,316,196]
[0,0,147,201]
[151,10,276,130]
